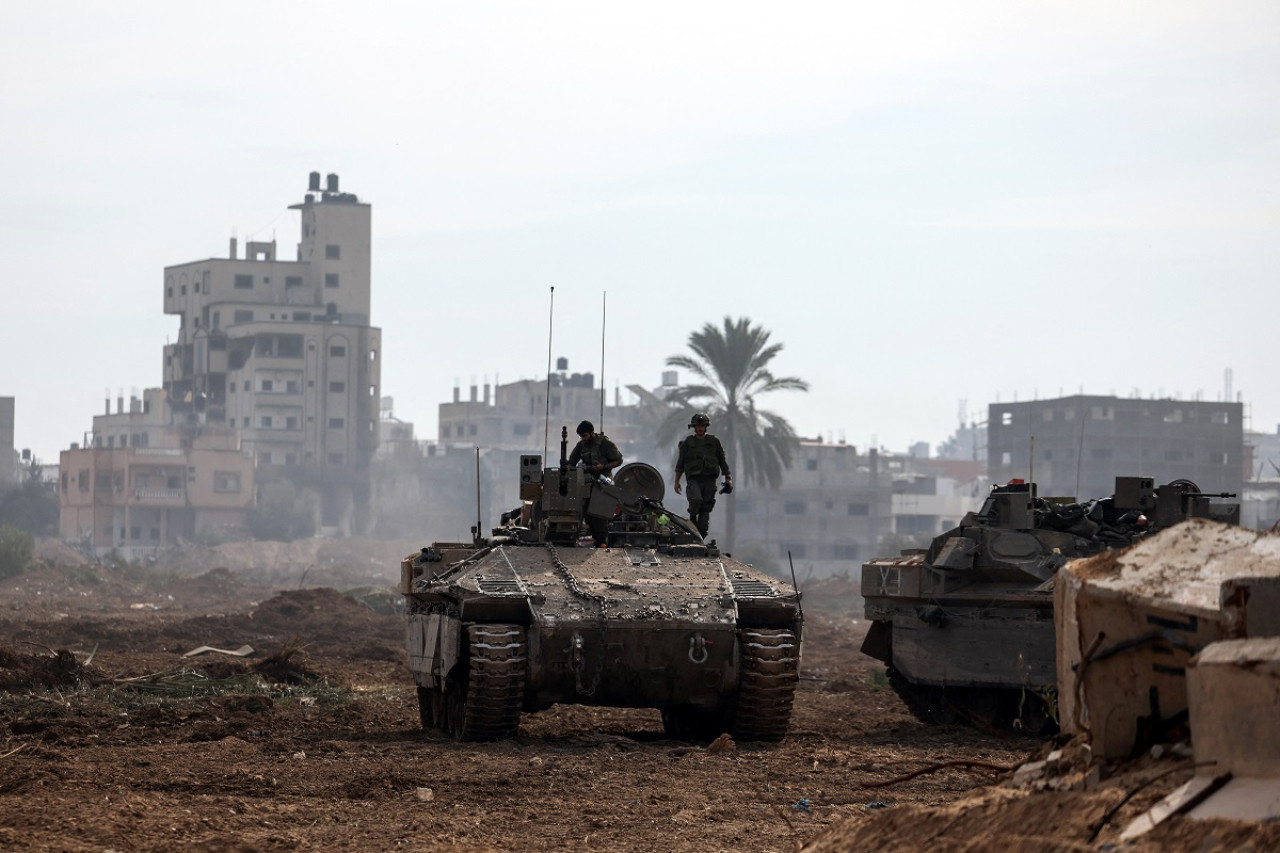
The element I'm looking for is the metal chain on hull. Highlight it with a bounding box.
[546,542,608,696]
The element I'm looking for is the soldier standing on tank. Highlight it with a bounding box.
[673,412,733,540]
[569,420,623,545]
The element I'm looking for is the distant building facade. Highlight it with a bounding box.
[59,388,255,557]
[160,172,381,534]
[731,442,987,577]
[987,395,1244,501]
[0,396,14,482]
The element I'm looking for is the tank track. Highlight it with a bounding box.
[731,629,800,741]
[420,623,527,741]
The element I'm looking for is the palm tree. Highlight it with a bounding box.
[659,316,808,549]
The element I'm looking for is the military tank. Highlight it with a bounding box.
[401,426,803,742]
[860,476,1238,732]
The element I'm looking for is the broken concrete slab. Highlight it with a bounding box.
[1188,636,1280,778]
[1056,519,1280,760]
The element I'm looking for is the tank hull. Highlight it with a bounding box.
[404,541,801,741]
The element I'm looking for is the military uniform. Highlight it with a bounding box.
[569,433,622,475]
[675,433,730,538]
[569,429,622,545]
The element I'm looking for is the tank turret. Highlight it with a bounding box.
[401,426,803,741]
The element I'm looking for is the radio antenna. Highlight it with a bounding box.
[599,291,607,432]
[543,287,555,463]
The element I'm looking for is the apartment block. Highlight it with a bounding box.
[160,172,381,533]
[988,395,1244,501]
[59,388,254,556]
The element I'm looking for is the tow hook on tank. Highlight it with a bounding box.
[569,632,585,672]
[688,633,709,664]
[568,631,599,696]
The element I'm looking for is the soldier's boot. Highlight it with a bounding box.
[695,511,710,539]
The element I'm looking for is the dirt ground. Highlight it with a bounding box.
[1,542,1276,852]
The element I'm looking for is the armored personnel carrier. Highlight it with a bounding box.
[860,476,1238,732]
[401,427,803,742]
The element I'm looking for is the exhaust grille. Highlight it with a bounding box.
[477,578,524,595]
[731,579,775,598]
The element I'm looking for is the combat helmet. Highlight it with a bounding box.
[688,412,711,428]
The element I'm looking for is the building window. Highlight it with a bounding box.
[150,528,161,541]
[325,244,341,260]
[513,423,532,437]
[1211,410,1229,425]
[469,424,478,436]
[1001,411,1013,426]
[329,381,345,393]
[286,416,298,430]
[784,500,806,515]
[261,379,273,392]
[330,345,346,357]
[234,309,254,323]
[847,502,869,516]
[286,275,303,288]
[260,416,273,428]
[213,472,241,493]
[328,452,344,465]
[286,380,299,393]
[130,527,141,541]
[329,418,345,429]
[779,543,806,558]
[833,544,860,560]
[259,451,272,465]
[234,274,253,289]
[292,311,311,321]
[285,453,297,465]
[1091,448,1113,460]
[325,273,339,288]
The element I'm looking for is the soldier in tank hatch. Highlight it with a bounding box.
[673,412,733,539]
[568,420,622,479]
[569,420,623,546]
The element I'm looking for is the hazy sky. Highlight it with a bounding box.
[3,2,1278,465]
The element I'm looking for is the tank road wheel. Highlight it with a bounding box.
[963,687,1014,730]
[887,666,958,725]
[661,705,729,741]
[731,629,801,742]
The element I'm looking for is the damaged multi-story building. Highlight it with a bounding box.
[60,173,382,552]
[160,171,381,534]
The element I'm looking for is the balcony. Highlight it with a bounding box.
[133,488,185,502]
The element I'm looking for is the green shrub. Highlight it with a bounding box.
[0,524,35,579]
